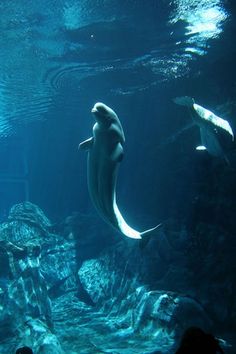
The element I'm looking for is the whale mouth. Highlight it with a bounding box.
[91,107,105,118]
[91,107,98,114]
[91,102,107,115]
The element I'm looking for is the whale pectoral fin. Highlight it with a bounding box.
[111,142,124,162]
[79,137,94,151]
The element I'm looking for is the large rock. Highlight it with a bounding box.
[78,251,212,347]
[0,202,64,353]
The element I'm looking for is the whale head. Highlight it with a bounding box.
[91,102,117,125]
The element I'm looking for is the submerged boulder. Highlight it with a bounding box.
[0,202,63,353]
[8,201,52,234]
[78,246,212,348]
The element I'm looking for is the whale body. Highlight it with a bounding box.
[173,96,234,162]
[79,102,160,239]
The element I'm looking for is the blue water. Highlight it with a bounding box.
[0,0,236,352]
[1,0,234,221]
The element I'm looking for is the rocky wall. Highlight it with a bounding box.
[0,201,234,353]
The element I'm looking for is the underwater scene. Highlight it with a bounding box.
[0,0,236,353]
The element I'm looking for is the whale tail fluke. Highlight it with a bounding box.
[139,223,162,249]
[140,223,162,238]
[173,96,194,107]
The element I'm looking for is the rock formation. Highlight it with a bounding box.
[0,201,234,353]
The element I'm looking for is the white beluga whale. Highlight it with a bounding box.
[79,102,160,239]
[173,96,234,162]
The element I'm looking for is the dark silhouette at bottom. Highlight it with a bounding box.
[175,327,224,354]
[15,346,33,354]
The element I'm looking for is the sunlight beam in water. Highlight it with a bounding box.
[170,0,228,54]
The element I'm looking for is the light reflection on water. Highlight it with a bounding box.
[0,0,230,136]
[170,0,228,46]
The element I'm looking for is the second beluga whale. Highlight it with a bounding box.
[173,96,234,162]
[79,102,160,240]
